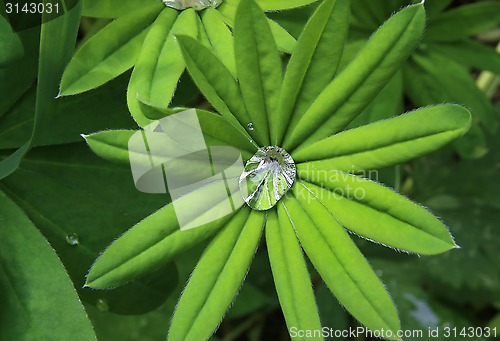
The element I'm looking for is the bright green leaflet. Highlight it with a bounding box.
[0,1,81,179]
[59,5,161,96]
[201,8,237,77]
[276,0,349,145]
[234,0,282,146]
[0,15,23,66]
[254,0,317,10]
[169,210,264,341]
[293,104,471,171]
[126,8,179,127]
[285,190,401,339]
[0,191,97,341]
[267,208,322,340]
[297,175,457,255]
[85,181,239,288]
[283,2,425,151]
[177,35,258,146]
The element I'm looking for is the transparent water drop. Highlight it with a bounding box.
[96,298,109,312]
[162,0,222,10]
[239,146,296,211]
[247,122,254,131]
[65,233,79,246]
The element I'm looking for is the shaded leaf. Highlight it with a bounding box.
[0,191,97,341]
[426,2,500,42]
[0,15,23,66]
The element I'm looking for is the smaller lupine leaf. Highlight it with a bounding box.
[85,191,237,289]
[60,6,159,96]
[425,0,454,19]
[431,40,500,76]
[293,104,471,171]
[82,0,160,18]
[169,209,264,341]
[216,1,296,53]
[283,2,426,151]
[407,52,497,132]
[276,0,349,145]
[126,8,181,127]
[426,2,500,42]
[234,0,283,146]
[285,189,401,338]
[201,8,237,77]
[0,15,23,67]
[176,35,258,146]
[267,208,322,340]
[0,191,97,341]
[255,0,318,11]
[297,177,457,255]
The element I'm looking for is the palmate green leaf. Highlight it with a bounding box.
[267,208,322,340]
[59,5,161,96]
[284,189,401,339]
[177,35,259,146]
[430,40,500,76]
[276,0,349,145]
[83,0,159,18]
[283,2,425,152]
[424,0,454,19]
[234,0,282,146]
[293,104,471,171]
[169,209,265,341]
[297,174,457,255]
[0,191,97,341]
[201,8,237,77]
[0,15,23,66]
[0,143,178,315]
[0,1,81,179]
[406,52,497,132]
[217,1,296,53]
[426,1,500,42]
[85,179,242,288]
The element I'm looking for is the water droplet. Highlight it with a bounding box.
[247,122,254,131]
[162,0,223,10]
[65,233,79,246]
[96,298,109,312]
[239,146,296,211]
